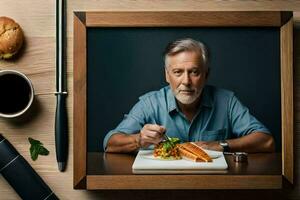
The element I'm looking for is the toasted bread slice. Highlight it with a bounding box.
[178,142,212,162]
[177,146,204,162]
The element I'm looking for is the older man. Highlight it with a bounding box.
[103,38,275,153]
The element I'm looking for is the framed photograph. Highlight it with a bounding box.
[73,11,293,189]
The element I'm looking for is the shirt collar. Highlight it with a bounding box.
[166,85,213,113]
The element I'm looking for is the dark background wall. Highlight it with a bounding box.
[87,27,281,152]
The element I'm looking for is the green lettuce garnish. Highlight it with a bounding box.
[162,137,180,151]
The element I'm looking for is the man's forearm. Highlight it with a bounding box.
[105,133,140,153]
[227,132,275,153]
[195,132,275,153]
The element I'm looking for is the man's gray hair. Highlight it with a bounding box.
[163,38,208,70]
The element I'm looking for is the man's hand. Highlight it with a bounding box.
[194,141,223,151]
[139,124,166,148]
[105,124,166,153]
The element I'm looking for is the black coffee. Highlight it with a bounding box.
[0,74,31,114]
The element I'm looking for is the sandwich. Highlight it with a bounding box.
[177,142,212,162]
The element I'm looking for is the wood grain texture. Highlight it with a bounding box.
[73,13,87,189]
[0,0,300,199]
[281,18,294,184]
[85,11,288,27]
[87,175,282,190]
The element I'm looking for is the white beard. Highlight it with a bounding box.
[173,85,202,105]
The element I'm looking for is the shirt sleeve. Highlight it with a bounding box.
[103,99,149,150]
[228,95,271,137]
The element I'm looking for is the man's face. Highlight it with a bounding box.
[165,51,208,105]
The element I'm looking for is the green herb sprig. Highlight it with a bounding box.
[162,137,180,151]
[28,137,50,161]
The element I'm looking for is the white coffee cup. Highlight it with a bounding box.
[0,70,34,118]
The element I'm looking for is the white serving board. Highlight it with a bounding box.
[132,149,228,174]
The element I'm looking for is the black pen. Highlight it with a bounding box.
[55,0,68,172]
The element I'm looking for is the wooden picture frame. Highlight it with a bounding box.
[73,11,293,189]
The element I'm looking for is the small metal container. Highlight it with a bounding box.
[233,152,248,162]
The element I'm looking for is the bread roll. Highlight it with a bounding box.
[0,17,24,59]
[178,142,212,162]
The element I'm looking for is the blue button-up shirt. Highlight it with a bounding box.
[103,85,270,150]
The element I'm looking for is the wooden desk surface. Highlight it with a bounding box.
[86,152,282,189]
[88,152,282,175]
[0,1,300,199]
